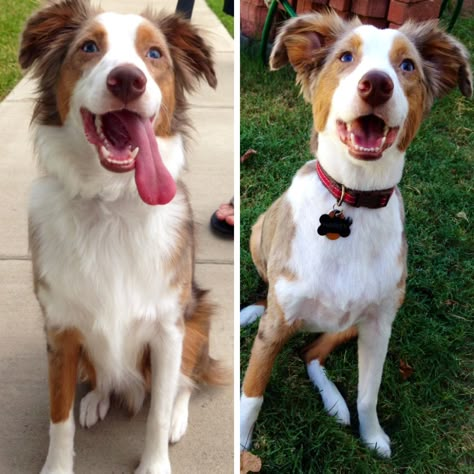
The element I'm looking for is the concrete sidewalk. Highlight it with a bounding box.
[0,1,233,473]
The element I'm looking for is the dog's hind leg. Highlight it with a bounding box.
[240,300,299,450]
[301,327,357,425]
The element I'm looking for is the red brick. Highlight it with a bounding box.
[329,0,352,12]
[332,8,353,19]
[389,22,402,29]
[296,0,314,14]
[352,0,390,18]
[240,3,269,39]
[358,15,389,28]
[388,0,442,24]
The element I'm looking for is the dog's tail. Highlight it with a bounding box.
[240,299,266,327]
[182,285,231,385]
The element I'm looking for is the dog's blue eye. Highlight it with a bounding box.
[81,41,99,53]
[340,52,353,63]
[400,59,415,72]
[147,48,161,60]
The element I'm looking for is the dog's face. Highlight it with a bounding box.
[19,0,216,204]
[271,13,472,163]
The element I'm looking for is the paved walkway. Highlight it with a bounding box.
[0,1,233,472]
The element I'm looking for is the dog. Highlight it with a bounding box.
[19,1,225,472]
[240,11,472,458]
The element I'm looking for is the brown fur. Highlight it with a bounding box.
[250,194,297,284]
[301,326,358,366]
[56,22,108,122]
[242,291,301,397]
[145,11,217,139]
[399,20,473,102]
[46,328,82,423]
[270,11,361,101]
[19,0,96,125]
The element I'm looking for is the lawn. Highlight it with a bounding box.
[240,16,474,474]
[205,0,234,36]
[0,0,38,100]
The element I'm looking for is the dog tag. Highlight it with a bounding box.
[317,210,352,240]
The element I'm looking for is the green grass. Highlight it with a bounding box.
[0,0,38,100]
[205,0,233,36]
[240,17,474,473]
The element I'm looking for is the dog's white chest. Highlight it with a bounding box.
[275,171,404,332]
[30,177,185,360]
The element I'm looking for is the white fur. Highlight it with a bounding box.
[240,304,265,327]
[240,394,263,451]
[79,389,110,429]
[169,376,193,443]
[77,13,162,119]
[40,410,75,474]
[307,360,350,425]
[31,11,193,474]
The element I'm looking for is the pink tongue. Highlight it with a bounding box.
[119,111,176,205]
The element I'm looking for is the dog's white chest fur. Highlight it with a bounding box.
[31,176,186,387]
[275,163,404,332]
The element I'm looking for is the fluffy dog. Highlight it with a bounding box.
[19,1,223,472]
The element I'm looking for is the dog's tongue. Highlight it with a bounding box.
[120,111,176,205]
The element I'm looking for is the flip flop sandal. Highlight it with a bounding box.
[210,199,234,237]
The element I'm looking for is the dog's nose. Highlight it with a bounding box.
[358,71,394,107]
[107,65,147,103]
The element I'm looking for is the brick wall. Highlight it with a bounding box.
[241,0,443,39]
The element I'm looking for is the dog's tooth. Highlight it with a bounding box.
[350,133,356,146]
[130,147,139,159]
[101,145,111,159]
[383,125,389,136]
[346,122,352,132]
[95,115,102,133]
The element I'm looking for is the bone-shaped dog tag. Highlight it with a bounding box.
[317,210,352,240]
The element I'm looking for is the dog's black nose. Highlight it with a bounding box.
[358,71,393,107]
[107,65,147,103]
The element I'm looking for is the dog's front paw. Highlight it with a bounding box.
[169,404,188,443]
[79,390,110,428]
[135,459,171,474]
[40,465,73,474]
[361,429,391,458]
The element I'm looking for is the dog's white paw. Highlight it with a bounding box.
[135,459,171,474]
[40,464,73,474]
[79,390,110,428]
[307,360,350,425]
[240,304,265,327]
[361,429,391,458]
[169,403,188,443]
[40,469,73,474]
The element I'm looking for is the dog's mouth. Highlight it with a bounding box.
[337,115,399,161]
[81,108,176,205]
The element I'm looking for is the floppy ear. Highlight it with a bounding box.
[152,13,217,92]
[19,0,92,71]
[399,20,472,100]
[19,0,93,125]
[269,12,360,98]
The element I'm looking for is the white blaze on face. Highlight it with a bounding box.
[73,13,162,118]
[327,26,409,136]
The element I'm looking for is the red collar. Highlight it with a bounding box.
[316,161,395,209]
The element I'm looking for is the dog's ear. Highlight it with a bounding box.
[399,21,472,100]
[269,12,360,98]
[153,13,217,92]
[19,0,92,71]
